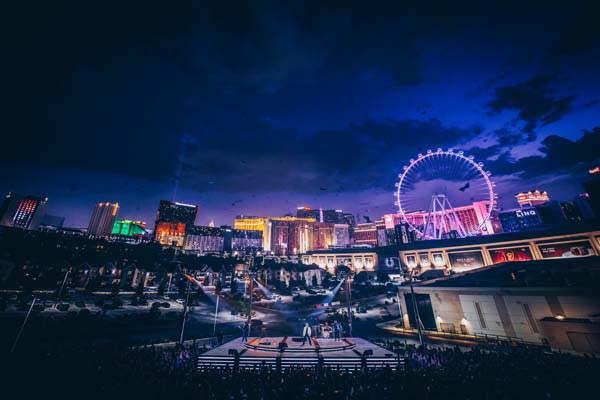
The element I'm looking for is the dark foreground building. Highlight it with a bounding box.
[397,257,600,353]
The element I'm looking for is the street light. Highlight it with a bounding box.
[408,269,424,346]
[345,273,353,337]
[178,279,191,346]
[55,267,71,308]
[11,296,37,353]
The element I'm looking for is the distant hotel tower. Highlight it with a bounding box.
[87,202,119,236]
[0,192,48,230]
[154,200,198,246]
[515,190,550,207]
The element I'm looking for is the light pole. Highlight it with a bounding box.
[179,280,191,346]
[55,267,71,307]
[345,273,353,337]
[213,294,220,336]
[11,296,37,353]
[408,270,424,346]
[166,273,173,296]
[247,274,254,337]
[395,288,404,327]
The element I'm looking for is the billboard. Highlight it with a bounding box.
[419,253,431,267]
[448,251,484,272]
[538,241,594,259]
[489,247,533,264]
[432,252,445,267]
[405,254,417,267]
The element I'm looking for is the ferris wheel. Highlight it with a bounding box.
[394,148,496,240]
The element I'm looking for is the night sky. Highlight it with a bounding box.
[3,1,600,228]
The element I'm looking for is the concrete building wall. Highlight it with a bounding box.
[400,286,600,352]
[459,294,507,337]
[503,296,551,343]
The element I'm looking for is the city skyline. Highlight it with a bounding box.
[2,2,600,227]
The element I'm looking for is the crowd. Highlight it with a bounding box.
[4,340,599,399]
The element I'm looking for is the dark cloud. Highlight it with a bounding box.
[174,118,481,193]
[495,128,536,146]
[2,1,600,225]
[487,75,576,133]
[477,127,600,179]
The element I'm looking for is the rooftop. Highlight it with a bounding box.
[416,256,600,289]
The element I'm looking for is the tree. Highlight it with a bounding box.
[111,282,121,297]
[377,272,390,283]
[355,271,369,284]
[157,279,167,296]
[136,280,145,297]
[177,280,187,297]
[230,275,238,294]
[323,272,332,288]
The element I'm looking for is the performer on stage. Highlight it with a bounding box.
[301,322,312,346]
[333,320,341,341]
[241,321,249,342]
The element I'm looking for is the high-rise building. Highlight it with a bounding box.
[354,221,379,246]
[574,193,596,220]
[234,216,268,236]
[40,214,65,229]
[499,207,544,232]
[296,206,345,224]
[0,192,22,227]
[112,219,147,236]
[516,190,550,207]
[154,200,198,246]
[234,215,316,254]
[381,200,496,240]
[584,169,600,219]
[333,224,350,247]
[268,218,314,255]
[0,193,48,230]
[88,202,119,236]
[342,213,356,227]
[184,225,226,253]
[312,222,336,250]
[231,229,263,254]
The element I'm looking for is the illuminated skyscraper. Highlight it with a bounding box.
[0,192,48,230]
[184,225,226,253]
[234,215,316,254]
[112,219,147,236]
[296,206,345,223]
[88,202,119,236]
[515,190,550,207]
[354,221,379,246]
[231,229,263,254]
[154,200,198,246]
[383,200,496,239]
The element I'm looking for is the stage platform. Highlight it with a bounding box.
[197,337,403,370]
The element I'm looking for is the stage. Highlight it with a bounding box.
[197,337,402,370]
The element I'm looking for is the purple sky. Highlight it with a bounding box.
[2,2,600,227]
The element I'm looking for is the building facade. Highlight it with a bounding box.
[184,225,226,253]
[395,258,600,354]
[0,193,48,230]
[231,229,263,254]
[516,190,550,207]
[112,219,147,237]
[154,200,198,246]
[88,202,119,237]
